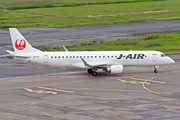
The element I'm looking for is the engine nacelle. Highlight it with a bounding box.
[106,65,124,74]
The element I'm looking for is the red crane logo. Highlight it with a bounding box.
[15,39,26,50]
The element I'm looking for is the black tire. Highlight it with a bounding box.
[87,69,92,74]
[92,71,97,76]
[154,70,158,73]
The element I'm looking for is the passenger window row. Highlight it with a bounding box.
[51,56,118,59]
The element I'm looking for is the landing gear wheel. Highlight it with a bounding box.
[154,66,159,73]
[87,69,92,74]
[92,71,97,76]
[154,69,158,73]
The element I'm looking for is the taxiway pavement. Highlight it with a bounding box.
[0,59,180,120]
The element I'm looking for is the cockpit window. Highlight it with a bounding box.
[161,54,167,57]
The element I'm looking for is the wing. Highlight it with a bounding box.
[71,57,119,69]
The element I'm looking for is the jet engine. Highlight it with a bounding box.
[105,65,124,74]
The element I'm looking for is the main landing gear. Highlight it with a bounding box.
[154,66,159,73]
[87,69,92,74]
[87,69,97,76]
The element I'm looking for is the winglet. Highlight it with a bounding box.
[63,45,69,52]
[80,57,90,67]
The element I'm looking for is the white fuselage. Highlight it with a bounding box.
[14,51,175,68]
[8,28,175,76]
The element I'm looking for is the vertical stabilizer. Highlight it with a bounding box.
[9,28,42,53]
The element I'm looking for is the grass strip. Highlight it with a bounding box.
[16,1,180,17]
[39,32,180,55]
[0,0,166,10]
[1,1,180,28]
[1,10,180,28]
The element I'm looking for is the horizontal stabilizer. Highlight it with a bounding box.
[6,50,15,54]
[0,54,7,58]
[6,50,30,58]
[14,54,30,58]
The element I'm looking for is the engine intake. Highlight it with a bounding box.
[105,65,124,74]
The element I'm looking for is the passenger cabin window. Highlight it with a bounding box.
[62,56,64,58]
[66,56,68,58]
[51,56,53,58]
[77,56,78,58]
[59,56,60,58]
[73,56,75,58]
[91,56,93,58]
[103,56,105,58]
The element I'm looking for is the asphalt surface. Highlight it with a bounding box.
[0,60,180,120]
[0,20,180,120]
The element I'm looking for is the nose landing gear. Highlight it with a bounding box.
[154,66,159,73]
[154,69,158,73]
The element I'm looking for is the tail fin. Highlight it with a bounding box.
[9,28,42,53]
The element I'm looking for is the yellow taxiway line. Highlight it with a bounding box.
[24,88,57,94]
[38,86,74,93]
[117,77,170,94]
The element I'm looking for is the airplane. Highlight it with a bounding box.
[1,28,175,76]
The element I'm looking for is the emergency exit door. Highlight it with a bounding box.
[153,54,157,62]
[44,55,48,63]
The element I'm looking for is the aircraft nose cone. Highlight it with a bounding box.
[169,58,175,64]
